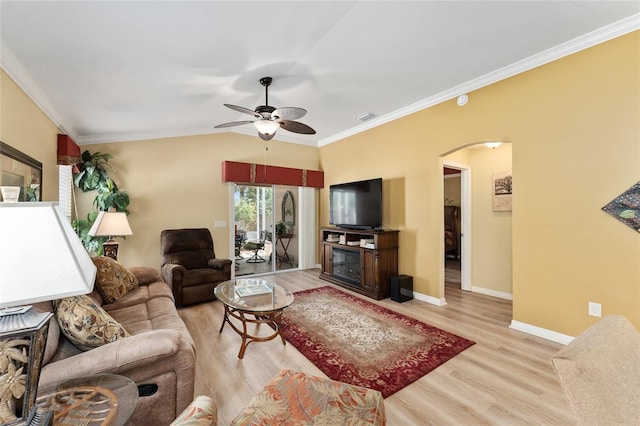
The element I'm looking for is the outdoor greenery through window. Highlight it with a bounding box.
[235,185,273,236]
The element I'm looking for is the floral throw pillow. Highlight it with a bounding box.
[55,294,129,351]
[92,256,139,303]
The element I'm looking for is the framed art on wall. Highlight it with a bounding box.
[602,181,640,233]
[0,141,43,202]
[492,171,512,212]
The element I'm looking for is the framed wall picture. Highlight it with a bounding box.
[0,142,43,202]
[492,171,512,212]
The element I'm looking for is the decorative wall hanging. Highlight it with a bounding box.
[492,171,512,212]
[602,181,640,233]
[282,190,295,225]
[0,142,42,202]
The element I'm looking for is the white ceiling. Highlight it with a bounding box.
[1,1,638,147]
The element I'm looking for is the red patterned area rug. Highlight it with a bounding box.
[279,286,475,398]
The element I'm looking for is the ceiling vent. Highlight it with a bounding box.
[354,112,376,122]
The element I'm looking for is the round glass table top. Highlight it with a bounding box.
[37,373,138,426]
[214,278,294,312]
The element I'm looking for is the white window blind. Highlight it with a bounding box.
[58,165,73,222]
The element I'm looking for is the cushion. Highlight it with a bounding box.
[170,395,218,426]
[231,370,386,425]
[55,294,130,351]
[93,256,139,303]
[551,315,640,424]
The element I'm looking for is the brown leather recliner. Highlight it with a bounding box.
[161,228,232,307]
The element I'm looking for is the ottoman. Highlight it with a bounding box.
[231,370,386,425]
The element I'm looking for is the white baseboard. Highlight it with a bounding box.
[509,320,574,345]
[413,291,447,306]
[472,286,513,300]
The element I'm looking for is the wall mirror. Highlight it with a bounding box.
[282,190,295,225]
[1,141,43,202]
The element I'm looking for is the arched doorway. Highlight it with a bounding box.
[442,142,513,301]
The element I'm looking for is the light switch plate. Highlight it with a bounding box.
[214,220,227,228]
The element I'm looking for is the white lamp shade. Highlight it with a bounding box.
[88,211,133,237]
[0,202,97,309]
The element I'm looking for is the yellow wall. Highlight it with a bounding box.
[4,32,639,337]
[319,32,640,335]
[1,70,60,200]
[469,143,513,296]
[84,135,320,267]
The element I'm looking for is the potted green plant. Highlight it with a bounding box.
[276,221,288,235]
[74,151,113,191]
[72,150,131,252]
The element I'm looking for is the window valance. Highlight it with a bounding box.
[221,161,324,188]
[57,134,81,165]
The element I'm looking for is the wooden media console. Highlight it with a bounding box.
[320,227,398,300]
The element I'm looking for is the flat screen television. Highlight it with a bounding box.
[329,178,382,230]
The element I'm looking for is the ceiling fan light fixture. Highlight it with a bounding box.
[254,119,280,137]
[215,76,315,140]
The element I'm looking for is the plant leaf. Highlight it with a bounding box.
[619,209,638,219]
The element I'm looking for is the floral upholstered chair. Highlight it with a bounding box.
[231,370,386,425]
[171,395,217,426]
[171,370,386,426]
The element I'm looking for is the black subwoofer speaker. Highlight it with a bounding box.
[390,275,413,303]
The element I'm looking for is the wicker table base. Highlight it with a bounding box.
[37,386,117,425]
[37,374,138,426]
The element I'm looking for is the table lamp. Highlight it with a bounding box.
[0,202,97,424]
[88,209,133,261]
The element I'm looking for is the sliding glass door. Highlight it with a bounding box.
[234,184,299,276]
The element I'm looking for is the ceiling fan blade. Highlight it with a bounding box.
[223,104,260,118]
[214,120,255,129]
[279,120,316,135]
[272,107,306,121]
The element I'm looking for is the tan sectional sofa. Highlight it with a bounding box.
[552,315,640,425]
[37,266,195,426]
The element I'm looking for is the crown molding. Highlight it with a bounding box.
[319,14,640,147]
[3,14,638,148]
[78,125,319,147]
[0,40,78,140]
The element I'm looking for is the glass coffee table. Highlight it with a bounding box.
[36,373,138,425]
[214,278,294,359]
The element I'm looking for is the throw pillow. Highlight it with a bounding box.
[92,256,139,303]
[55,294,129,351]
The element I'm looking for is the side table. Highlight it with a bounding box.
[275,233,294,267]
[37,374,138,426]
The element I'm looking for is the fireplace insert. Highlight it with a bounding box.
[332,248,360,286]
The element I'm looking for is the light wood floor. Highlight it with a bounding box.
[178,268,574,425]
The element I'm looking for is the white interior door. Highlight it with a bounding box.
[443,161,471,292]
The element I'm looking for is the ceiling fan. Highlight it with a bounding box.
[214,76,316,141]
